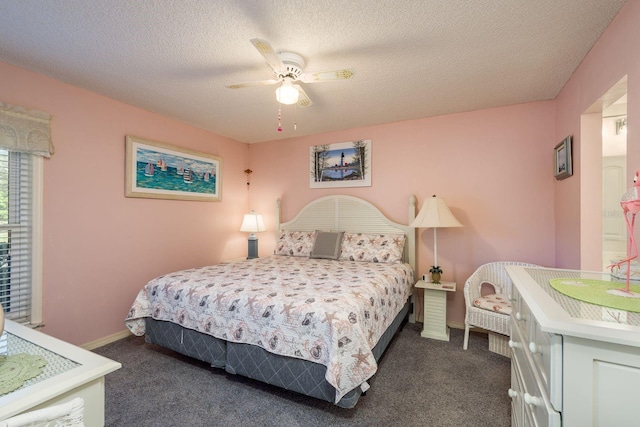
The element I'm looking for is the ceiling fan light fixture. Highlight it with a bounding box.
[276,81,299,105]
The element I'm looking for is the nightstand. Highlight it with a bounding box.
[414,280,456,341]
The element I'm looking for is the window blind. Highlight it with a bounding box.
[0,149,33,324]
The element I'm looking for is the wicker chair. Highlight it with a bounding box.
[0,398,84,427]
[463,261,540,351]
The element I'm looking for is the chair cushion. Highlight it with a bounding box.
[473,293,511,315]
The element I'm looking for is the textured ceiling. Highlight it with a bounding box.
[0,0,628,143]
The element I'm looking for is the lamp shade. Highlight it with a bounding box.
[410,195,463,229]
[276,81,299,105]
[240,211,266,233]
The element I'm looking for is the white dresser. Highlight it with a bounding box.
[506,266,640,427]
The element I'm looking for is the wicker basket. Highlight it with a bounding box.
[488,332,510,358]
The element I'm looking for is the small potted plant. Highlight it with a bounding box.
[429,265,443,284]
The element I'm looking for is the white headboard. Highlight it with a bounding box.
[276,195,417,271]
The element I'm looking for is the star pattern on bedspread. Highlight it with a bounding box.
[125,256,413,404]
[280,302,295,320]
[351,349,370,367]
[323,311,338,324]
[213,292,226,308]
[187,287,199,300]
[245,295,258,314]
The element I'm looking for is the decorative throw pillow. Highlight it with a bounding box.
[339,232,406,263]
[310,231,344,260]
[274,230,316,257]
[473,294,512,315]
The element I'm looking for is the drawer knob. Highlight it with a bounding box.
[508,388,518,399]
[524,392,542,407]
[515,312,525,321]
[529,341,539,354]
[508,340,521,349]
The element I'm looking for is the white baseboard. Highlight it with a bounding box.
[415,320,482,331]
[80,322,472,351]
[448,321,465,330]
[81,329,132,350]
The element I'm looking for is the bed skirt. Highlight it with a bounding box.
[144,300,410,408]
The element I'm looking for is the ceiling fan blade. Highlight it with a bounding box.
[250,38,286,74]
[226,79,279,89]
[299,69,355,83]
[294,85,313,107]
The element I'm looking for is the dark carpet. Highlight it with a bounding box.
[93,325,510,427]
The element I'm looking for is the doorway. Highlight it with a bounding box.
[602,94,627,271]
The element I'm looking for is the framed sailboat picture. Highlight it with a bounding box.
[125,135,222,201]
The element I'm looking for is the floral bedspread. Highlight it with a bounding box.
[125,255,413,403]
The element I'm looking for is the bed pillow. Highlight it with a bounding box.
[339,232,406,263]
[310,231,344,260]
[274,230,316,257]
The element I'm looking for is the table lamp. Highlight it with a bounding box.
[410,195,463,283]
[240,210,266,259]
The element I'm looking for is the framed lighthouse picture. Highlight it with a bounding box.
[309,139,372,188]
[125,135,222,201]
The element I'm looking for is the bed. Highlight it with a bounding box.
[125,195,417,408]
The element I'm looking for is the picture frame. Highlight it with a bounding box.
[309,139,372,188]
[554,136,573,180]
[125,135,222,201]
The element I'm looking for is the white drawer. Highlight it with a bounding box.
[511,287,532,344]
[510,359,525,427]
[512,290,563,411]
[509,282,519,307]
[523,402,536,427]
[529,315,563,411]
[511,325,561,427]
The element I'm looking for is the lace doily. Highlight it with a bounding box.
[0,353,47,395]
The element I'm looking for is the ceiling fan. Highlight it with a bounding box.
[226,38,355,107]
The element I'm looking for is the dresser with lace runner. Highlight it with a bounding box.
[506,266,640,427]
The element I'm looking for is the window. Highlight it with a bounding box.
[0,149,42,326]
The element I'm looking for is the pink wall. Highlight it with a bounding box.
[248,102,557,324]
[4,1,636,342]
[0,61,249,345]
[554,1,640,268]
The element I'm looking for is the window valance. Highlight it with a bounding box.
[0,102,54,158]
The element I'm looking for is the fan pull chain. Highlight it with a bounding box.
[294,104,297,131]
[277,105,283,132]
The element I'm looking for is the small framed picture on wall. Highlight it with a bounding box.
[554,136,573,180]
[309,139,372,188]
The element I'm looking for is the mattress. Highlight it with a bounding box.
[126,255,414,403]
[144,300,409,408]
